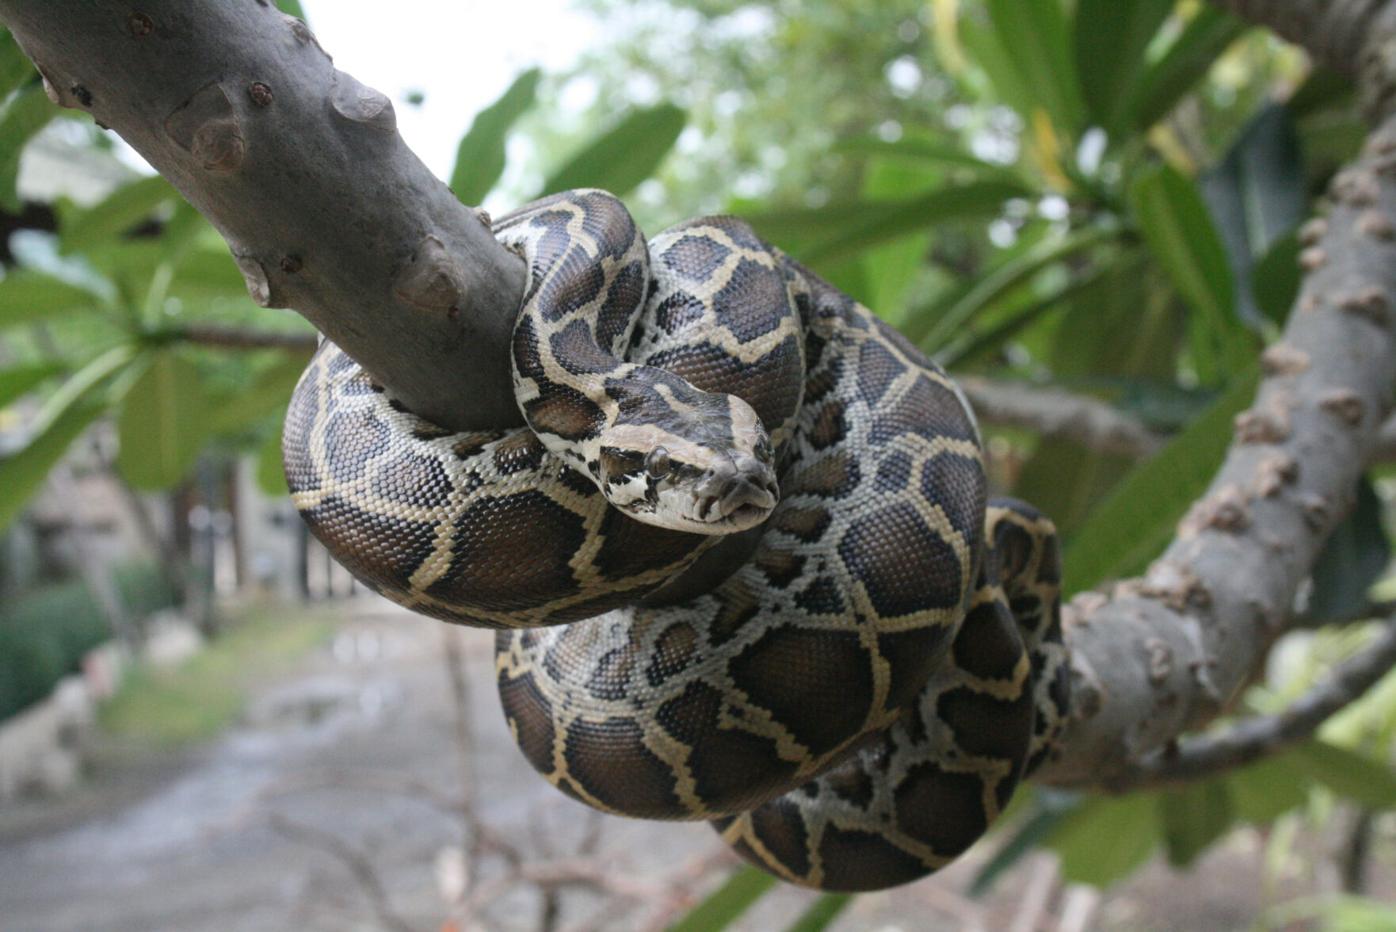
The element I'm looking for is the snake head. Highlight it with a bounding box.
[596,392,779,535]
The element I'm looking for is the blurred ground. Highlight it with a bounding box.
[0,599,1381,931]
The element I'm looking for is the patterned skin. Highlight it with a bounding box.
[283,190,1068,891]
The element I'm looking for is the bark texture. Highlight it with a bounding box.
[0,0,527,430]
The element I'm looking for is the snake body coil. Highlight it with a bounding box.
[284,190,1070,891]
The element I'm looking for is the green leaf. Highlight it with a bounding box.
[275,0,307,21]
[938,266,1108,369]
[744,180,1025,269]
[1130,163,1249,383]
[1063,367,1259,594]
[0,83,57,212]
[1288,67,1356,121]
[1290,741,1396,810]
[958,7,1037,121]
[667,867,776,932]
[1158,779,1233,867]
[540,103,686,198]
[450,69,541,205]
[0,27,37,102]
[835,135,1027,185]
[1251,230,1301,325]
[167,246,261,302]
[1201,104,1306,327]
[0,361,63,409]
[857,155,942,321]
[1013,257,1181,536]
[984,0,1084,133]
[1133,7,1249,130]
[1047,793,1159,887]
[60,174,180,254]
[784,894,852,932]
[1131,164,1235,326]
[0,268,109,329]
[0,399,105,533]
[208,352,313,436]
[1074,0,1175,134]
[256,422,288,496]
[1229,754,1312,825]
[1305,478,1390,624]
[911,224,1119,349]
[116,351,211,490]
[0,346,138,532]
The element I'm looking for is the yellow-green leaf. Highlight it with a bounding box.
[1047,793,1159,887]
[117,351,210,490]
[59,175,180,254]
[667,867,775,932]
[1159,779,1234,866]
[540,103,686,197]
[256,421,288,496]
[1290,741,1396,810]
[451,69,541,205]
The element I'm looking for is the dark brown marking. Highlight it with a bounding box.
[730,625,873,757]
[658,681,798,811]
[839,502,966,618]
[561,717,682,817]
[817,825,928,892]
[498,669,557,778]
[428,491,587,612]
[893,762,991,856]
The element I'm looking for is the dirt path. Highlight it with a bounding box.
[0,597,1307,932]
[0,600,686,931]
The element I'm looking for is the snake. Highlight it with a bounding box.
[283,189,1070,892]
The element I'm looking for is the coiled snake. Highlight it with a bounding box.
[283,189,1070,891]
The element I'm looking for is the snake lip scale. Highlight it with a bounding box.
[284,188,1070,892]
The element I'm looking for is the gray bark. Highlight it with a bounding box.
[0,0,527,431]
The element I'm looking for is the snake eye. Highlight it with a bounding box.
[755,438,772,461]
[645,447,672,479]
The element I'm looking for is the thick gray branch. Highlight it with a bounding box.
[0,0,527,431]
[1102,618,1396,791]
[1038,121,1396,785]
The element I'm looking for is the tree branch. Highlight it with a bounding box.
[1100,617,1396,791]
[0,0,527,431]
[173,323,318,352]
[1038,118,1396,786]
[955,375,1165,459]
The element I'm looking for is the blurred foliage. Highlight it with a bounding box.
[0,0,1394,920]
[0,562,177,719]
[99,606,335,745]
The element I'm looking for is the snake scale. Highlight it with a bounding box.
[283,189,1070,891]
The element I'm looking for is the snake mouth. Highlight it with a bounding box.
[695,477,778,529]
